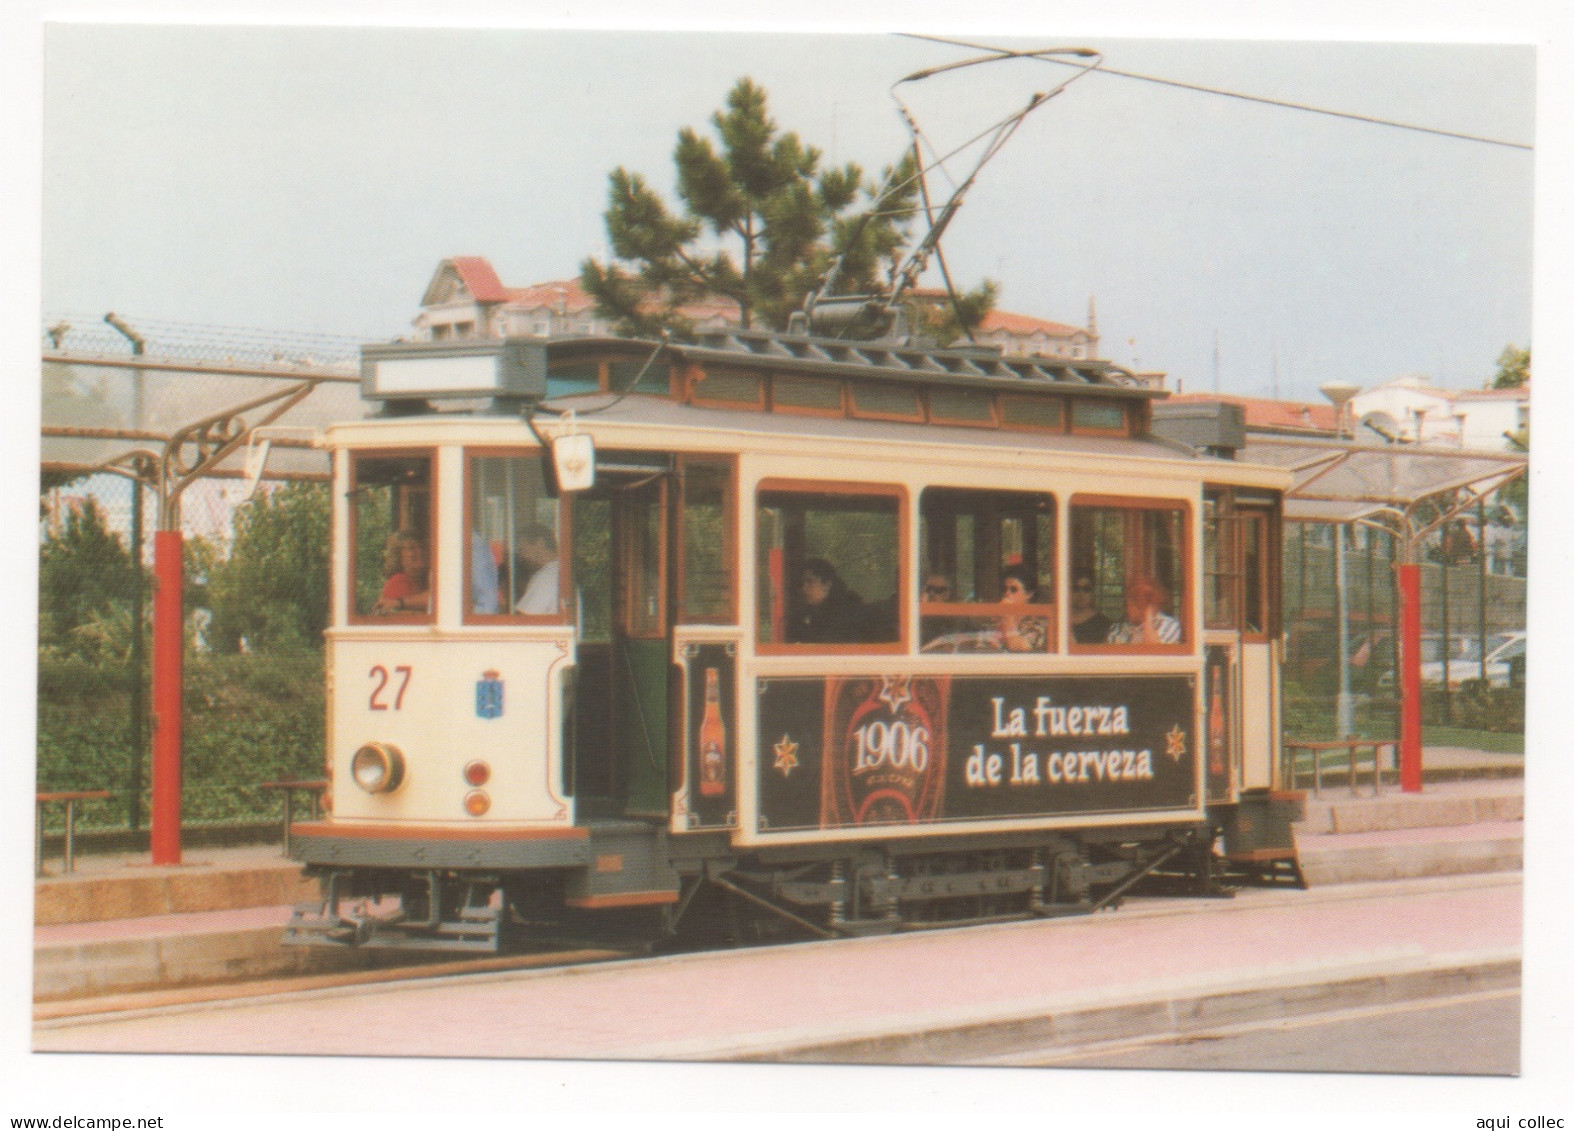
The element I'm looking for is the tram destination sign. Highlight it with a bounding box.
[755,673,1197,832]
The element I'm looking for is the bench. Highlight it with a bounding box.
[259,779,328,857]
[1281,738,1396,799]
[35,790,112,876]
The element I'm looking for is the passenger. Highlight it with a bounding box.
[471,529,500,614]
[997,565,1049,652]
[921,573,954,603]
[1107,575,1182,645]
[374,529,430,614]
[513,524,562,615]
[1069,571,1112,644]
[789,558,866,643]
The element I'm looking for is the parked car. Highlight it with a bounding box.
[1378,631,1525,690]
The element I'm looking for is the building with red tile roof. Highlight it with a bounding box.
[414,258,1102,367]
[1166,393,1339,436]
[415,258,741,342]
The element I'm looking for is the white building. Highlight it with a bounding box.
[1350,374,1529,451]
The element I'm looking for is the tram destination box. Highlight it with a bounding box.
[360,338,548,404]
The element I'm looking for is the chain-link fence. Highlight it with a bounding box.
[1282,511,1527,744]
[38,473,330,848]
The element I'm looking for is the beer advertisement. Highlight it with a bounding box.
[756,673,1198,832]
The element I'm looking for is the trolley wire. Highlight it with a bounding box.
[901,33,1533,152]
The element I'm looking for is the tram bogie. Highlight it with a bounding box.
[285,329,1297,953]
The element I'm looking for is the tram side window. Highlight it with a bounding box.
[1203,491,1271,636]
[1203,493,1239,630]
[919,488,1055,654]
[1070,501,1188,649]
[680,461,734,624]
[352,453,433,620]
[466,454,565,620]
[757,488,902,648]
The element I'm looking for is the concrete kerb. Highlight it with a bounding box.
[611,947,1521,1065]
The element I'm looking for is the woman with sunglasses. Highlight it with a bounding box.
[996,564,1049,652]
[1069,571,1112,644]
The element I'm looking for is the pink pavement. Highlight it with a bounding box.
[34,876,1521,1060]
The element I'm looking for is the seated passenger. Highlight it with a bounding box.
[1070,571,1113,644]
[373,530,430,614]
[922,573,953,603]
[789,558,866,643]
[513,524,562,615]
[1107,575,1182,645]
[997,564,1049,652]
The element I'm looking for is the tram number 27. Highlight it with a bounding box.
[369,665,412,711]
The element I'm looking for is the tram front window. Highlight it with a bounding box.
[351,453,433,620]
[466,454,565,621]
[1071,499,1188,650]
[757,487,902,649]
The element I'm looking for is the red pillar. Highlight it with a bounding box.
[1397,561,1423,793]
[151,529,184,864]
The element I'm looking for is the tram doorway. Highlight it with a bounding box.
[569,460,672,819]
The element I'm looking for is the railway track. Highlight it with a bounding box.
[34,946,634,1023]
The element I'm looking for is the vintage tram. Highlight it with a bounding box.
[284,325,1297,952]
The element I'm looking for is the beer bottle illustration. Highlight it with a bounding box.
[698,667,727,797]
[1208,662,1227,776]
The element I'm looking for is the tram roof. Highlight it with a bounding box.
[560,329,1162,399]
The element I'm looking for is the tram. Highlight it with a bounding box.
[284,325,1298,951]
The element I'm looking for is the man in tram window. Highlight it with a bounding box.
[513,524,562,615]
[789,558,867,643]
[1107,574,1182,645]
[471,529,500,614]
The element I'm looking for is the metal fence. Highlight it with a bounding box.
[1282,516,1526,744]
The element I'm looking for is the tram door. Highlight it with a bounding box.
[569,465,671,818]
[1203,488,1280,798]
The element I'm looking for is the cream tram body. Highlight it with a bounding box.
[292,333,1293,948]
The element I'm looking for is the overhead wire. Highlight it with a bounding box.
[901,33,1533,152]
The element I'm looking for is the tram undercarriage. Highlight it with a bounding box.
[284,821,1239,954]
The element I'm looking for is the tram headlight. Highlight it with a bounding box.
[351,742,405,794]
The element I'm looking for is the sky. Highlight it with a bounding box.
[38,27,1536,403]
[6,0,1574,1125]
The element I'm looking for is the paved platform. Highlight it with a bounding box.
[33,753,1524,1003]
[33,874,1522,1064]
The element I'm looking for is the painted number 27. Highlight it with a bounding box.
[369,665,412,711]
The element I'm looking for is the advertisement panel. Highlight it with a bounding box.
[756,673,1196,833]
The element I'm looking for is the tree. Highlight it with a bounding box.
[38,496,140,651]
[206,482,330,653]
[582,77,987,338]
[1493,344,1530,389]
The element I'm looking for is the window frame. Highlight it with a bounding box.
[918,485,1059,655]
[676,454,739,626]
[347,447,438,627]
[754,478,909,657]
[461,446,570,626]
[1068,493,1193,655]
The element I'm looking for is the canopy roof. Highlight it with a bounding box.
[1240,435,1526,528]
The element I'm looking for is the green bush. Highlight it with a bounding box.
[37,651,324,828]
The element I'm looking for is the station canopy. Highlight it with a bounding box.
[1239,434,1527,528]
[41,318,371,480]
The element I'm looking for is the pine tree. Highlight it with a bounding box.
[583,77,978,338]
